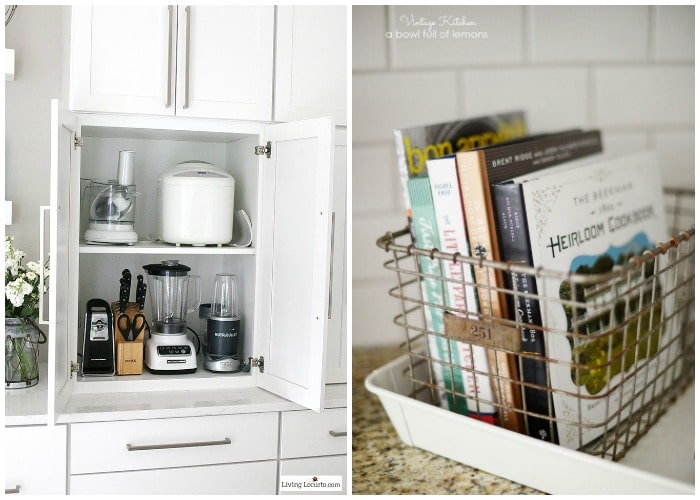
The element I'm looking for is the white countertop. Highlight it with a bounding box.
[58,382,347,423]
[5,363,346,426]
[5,363,49,426]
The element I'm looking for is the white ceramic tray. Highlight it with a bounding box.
[365,354,694,495]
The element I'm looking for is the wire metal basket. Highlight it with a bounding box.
[376,187,694,461]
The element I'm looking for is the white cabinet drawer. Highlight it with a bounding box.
[70,460,277,494]
[280,408,347,458]
[5,425,67,495]
[279,455,347,495]
[70,413,278,474]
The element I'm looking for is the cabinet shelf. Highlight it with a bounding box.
[74,365,254,394]
[79,240,255,255]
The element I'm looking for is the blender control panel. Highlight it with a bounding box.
[157,345,192,356]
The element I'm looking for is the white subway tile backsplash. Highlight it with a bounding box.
[353,72,459,144]
[388,5,524,68]
[352,144,400,215]
[353,211,406,282]
[593,66,694,127]
[460,67,588,132]
[652,6,694,62]
[353,6,388,71]
[652,131,695,188]
[352,281,406,347]
[529,6,649,63]
[352,6,694,348]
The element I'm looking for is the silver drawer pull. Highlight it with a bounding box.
[328,430,347,437]
[5,485,20,494]
[126,437,231,451]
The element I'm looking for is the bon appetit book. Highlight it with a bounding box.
[394,111,527,228]
[520,151,676,449]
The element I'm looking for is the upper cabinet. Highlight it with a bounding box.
[70,6,274,121]
[174,6,273,120]
[274,6,347,126]
[70,6,175,116]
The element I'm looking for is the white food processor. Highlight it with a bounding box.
[84,150,139,245]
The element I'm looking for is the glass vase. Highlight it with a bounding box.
[5,318,42,389]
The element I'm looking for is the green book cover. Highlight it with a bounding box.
[407,177,468,415]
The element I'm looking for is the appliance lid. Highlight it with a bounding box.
[160,161,235,187]
[143,260,191,276]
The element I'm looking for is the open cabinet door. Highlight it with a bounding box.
[47,100,79,425]
[256,117,334,412]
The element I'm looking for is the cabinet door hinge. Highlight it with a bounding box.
[248,356,264,373]
[73,134,84,149]
[70,361,80,378]
[254,141,272,159]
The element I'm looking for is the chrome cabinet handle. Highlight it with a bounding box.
[164,5,173,107]
[5,485,20,494]
[328,211,336,320]
[182,5,191,109]
[38,206,50,325]
[126,437,231,451]
[328,430,347,437]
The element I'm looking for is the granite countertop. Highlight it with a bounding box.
[352,346,543,495]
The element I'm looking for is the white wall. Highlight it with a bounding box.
[352,5,695,347]
[5,6,70,262]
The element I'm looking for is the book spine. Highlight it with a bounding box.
[394,129,413,225]
[456,151,524,433]
[408,177,468,414]
[492,182,558,443]
[427,157,497,423]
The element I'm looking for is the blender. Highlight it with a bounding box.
[203,274,241,372]
[143,260,200,374]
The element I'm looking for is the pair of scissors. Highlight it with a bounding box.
[117,311,147,341]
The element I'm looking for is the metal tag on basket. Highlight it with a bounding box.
[443,312,522,352]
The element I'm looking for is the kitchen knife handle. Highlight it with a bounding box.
[126,437,231,451]
[328,430,347,437]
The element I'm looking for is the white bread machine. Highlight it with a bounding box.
[158,161,235,246]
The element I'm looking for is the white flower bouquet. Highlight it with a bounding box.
[5,236,49,387]
[5,236,49,319]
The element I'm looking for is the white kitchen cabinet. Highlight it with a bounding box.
[70,413,278,474]
[279,456,347,495]
[70,6,176,116]
[70,5,274,121]
[325,130,347,384]
[48,100,336,423]
[275,6,347,125]
[280,408,347,458]
[175,5,274,120]
[4,425,67,495]
[70,461,277,495]
[278,409,347,495]
[68,413,279,494]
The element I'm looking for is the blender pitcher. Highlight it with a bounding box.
[143,260,201,335]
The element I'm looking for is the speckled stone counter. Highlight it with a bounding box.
[352,347,543,495]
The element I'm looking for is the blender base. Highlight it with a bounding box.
[85,228,138,245]
[146,366,197,375]
[144,333,198,373]
[203,354,241,373]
